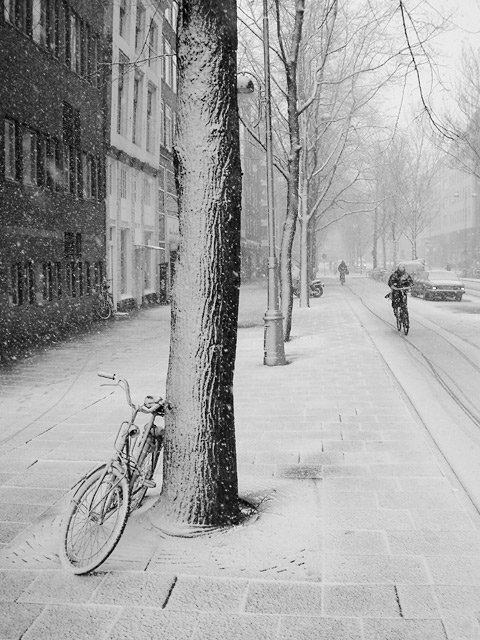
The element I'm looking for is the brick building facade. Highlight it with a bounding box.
[0,0,107,352]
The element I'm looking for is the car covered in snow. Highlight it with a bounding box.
[411,269,465,301]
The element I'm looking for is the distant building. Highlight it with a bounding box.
[105,0,164,311]
[237,88,268,280]
[0,0,107,351]
[419,163,480,274]
[158,1,178,300]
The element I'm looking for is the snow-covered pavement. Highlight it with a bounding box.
[0,280,479,639]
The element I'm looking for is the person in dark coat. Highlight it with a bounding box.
[337,260,349,283]
[387,263,413,311]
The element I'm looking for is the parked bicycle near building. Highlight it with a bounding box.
[60,372,165,575]
[94,278,115,320]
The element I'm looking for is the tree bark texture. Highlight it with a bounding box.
[158,0,242,526]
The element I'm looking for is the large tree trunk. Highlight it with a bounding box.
[155,0,242,527]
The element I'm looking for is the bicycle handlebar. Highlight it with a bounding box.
[97,372,164,414]
[98,371,134,408]
[98,371,115,380]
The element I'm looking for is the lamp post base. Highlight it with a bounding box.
[263,309,286,366]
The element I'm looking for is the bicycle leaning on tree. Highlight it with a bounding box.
[59,372,166,575]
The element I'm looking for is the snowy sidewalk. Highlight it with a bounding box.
[1,281,480,639]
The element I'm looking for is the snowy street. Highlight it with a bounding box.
[2,278,480,638]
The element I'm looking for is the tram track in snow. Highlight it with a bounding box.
[346,280,480,436]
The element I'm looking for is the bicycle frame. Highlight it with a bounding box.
[71,375,163,502]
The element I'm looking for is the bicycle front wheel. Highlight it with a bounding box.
[395,309,402,331]
[60,465,130,575]
[402,309,410,335]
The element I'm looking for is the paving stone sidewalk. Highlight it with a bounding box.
[1,279,480,639]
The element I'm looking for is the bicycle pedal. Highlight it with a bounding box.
[143,479,156,488]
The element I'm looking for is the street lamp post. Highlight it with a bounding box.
[261,0,286,366]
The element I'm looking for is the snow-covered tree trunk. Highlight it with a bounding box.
[156,0,242,527]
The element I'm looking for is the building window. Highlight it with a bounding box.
[63,101,81,147]
[91,157,98,199]
[55,261,62,297]
[164,4,171,26]
[42,261,55,301]
[68,146,76,194]
[159,100,164,149]
[65,261,76,296]
[132,73,142,145]
[119,167,127,199]
[4,0,13,22]
[87,32,98,85]
[68,10,82,74]
[165,104,172,151]
[60,142,69,191]
[119,0,127,39]
[53,138,62,191]
[164,40,172,86]
[172,51,177,93]
[166,168,175,194]
[46,0,60,56]
[107,162,113,196]
[78,261,84,296]
[117,52,128,136]
[93,261,103,287]
[4,118,19,181]
[146,84,155,153]
[5,0,32,34]
[82,153,92,198]
[22,129,37,185]
[76,149,82,198]
[64,232,82,297]
[85,261,91,293]
[36,132,46,186]
[134,2,145,51]
[32,0,46,45]
[132,173,137,204]
[144,231,154,290]
[142,177,151,205]
[80,21,89,77]
[10,262,35,306]
[147,20,157,69]
[120,228,129,295]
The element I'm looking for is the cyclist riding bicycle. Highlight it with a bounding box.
[387,263,413,311]
[338,260,349,284]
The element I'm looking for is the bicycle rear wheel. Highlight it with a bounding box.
[130,435,163,511]
[60,465,130,575]
[95,298,112,320]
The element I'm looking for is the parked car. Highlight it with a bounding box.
[398,259,427,277]
[293,278,324,298]
[411,269,465,301]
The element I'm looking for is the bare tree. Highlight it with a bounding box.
[385,123,441,260]
[154,0,243,528]
[438,44,480,178]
